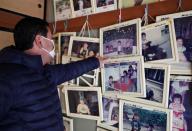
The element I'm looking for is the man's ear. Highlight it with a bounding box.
[34,35,42,48]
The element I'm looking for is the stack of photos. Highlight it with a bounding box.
[119,100,172,131]
[70,0,93,17]
[63,117,73,131]
[168,75,192,131]
[118,0,158,9]
[156,10,192,74]
[64,87,103,120]
[141,19,178,63]
[100,18,141,58]
[98,96,119,130]
[102,56,145,98]
[93,0,117,13]
[53,0,72,21]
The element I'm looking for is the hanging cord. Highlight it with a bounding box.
[52,18,57,34]
[176,0,184,12]
[118,8,122,24]
[141,4,155,26]
[79,15,93,37]
[64,19,68,31]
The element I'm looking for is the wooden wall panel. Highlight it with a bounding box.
[0,0,45,19]
[50,0,192,33]
[0,31,14,49]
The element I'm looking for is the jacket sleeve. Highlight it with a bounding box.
[45,57,100,85]
[0,83,13,121]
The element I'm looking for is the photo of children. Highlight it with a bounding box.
[142,24,173,62]
[104,61,140,93]
[67,90,100,116]
[71,40,99,59]
[61,35,71,56]
[102,97,119,128]
[144,68,165,103]
[103,24,137,57]
[122,103,167,131]
[169,76,192,131]
[54,0,72,21]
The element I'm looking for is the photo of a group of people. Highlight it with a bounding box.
[69,37,99,60]
[142,20,176,62]
[102,97,119,128]
[156,11,192,74]
[169,76,192,131]
[104,62,139,93]
[101,21,139,58]
[64,87,102,120]
[120,100,170,131]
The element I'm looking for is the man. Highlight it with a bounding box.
[0,17,104,131]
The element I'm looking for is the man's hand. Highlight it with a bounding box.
[96,56,108,68]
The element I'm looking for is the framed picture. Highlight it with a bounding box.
[100,18,141,58]
[141,19,178,63]
[53,32,76,64]
[63,117,73,131]
[98,96,119,131]
[118,63,170,108]
[118,0,158,9]
[53,0,72,21]
[156,10,192,74]
[93,0,117,13]
[101,56,146,98]
[70,0,93,17]
[168,75,192,131]
[68,36,100,61]
[64,87,103,120]
[119,100,172,131]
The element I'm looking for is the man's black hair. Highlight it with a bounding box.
[14,17,49,51]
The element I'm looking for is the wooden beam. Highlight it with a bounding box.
[50,0,192,33]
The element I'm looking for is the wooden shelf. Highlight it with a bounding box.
[50,0,192,33]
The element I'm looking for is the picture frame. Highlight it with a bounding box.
[168,75,192,131]
[64,87,103,120]
[68,36,100,61]
[70,0,94,17]
[93,0,117,13]
[53,32,76,64]
[97,96,119,131]
[156,10,192,74]
[141,19,178,63]
[100,18,142,58]
[101,56,146,98]
[97,126,113,131]
[53,0,72,21]
[117,63,170,108]
[118,0,158,9]
[63,117,74,131]
[119,100,172,131]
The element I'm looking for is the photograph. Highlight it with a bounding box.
[70,0,93,17]
[64,87,103,120]
[76,69,99,87]
[101,56,146,98]
[54,0,72,21]
[156,10,192,74]
[168,75,192,131]
[52,34,60,64]
[93,0,117,13]
[118,0,158,9]
[63,117,73,131]
[68,36,100,61]
[100,18,141,58]
[98,96,119,130]
[141,19,178,63]
[119,100,172,131]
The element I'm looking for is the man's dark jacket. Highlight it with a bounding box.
[0,46,100,131]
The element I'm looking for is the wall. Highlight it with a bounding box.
[0,31,14,49]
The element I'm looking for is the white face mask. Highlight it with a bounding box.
[41,36,55,58]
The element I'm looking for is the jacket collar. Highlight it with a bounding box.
[0,46,43,70]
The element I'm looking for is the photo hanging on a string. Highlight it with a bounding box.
[93,0,117,13]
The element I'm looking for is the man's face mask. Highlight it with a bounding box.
[40,36,55,58]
